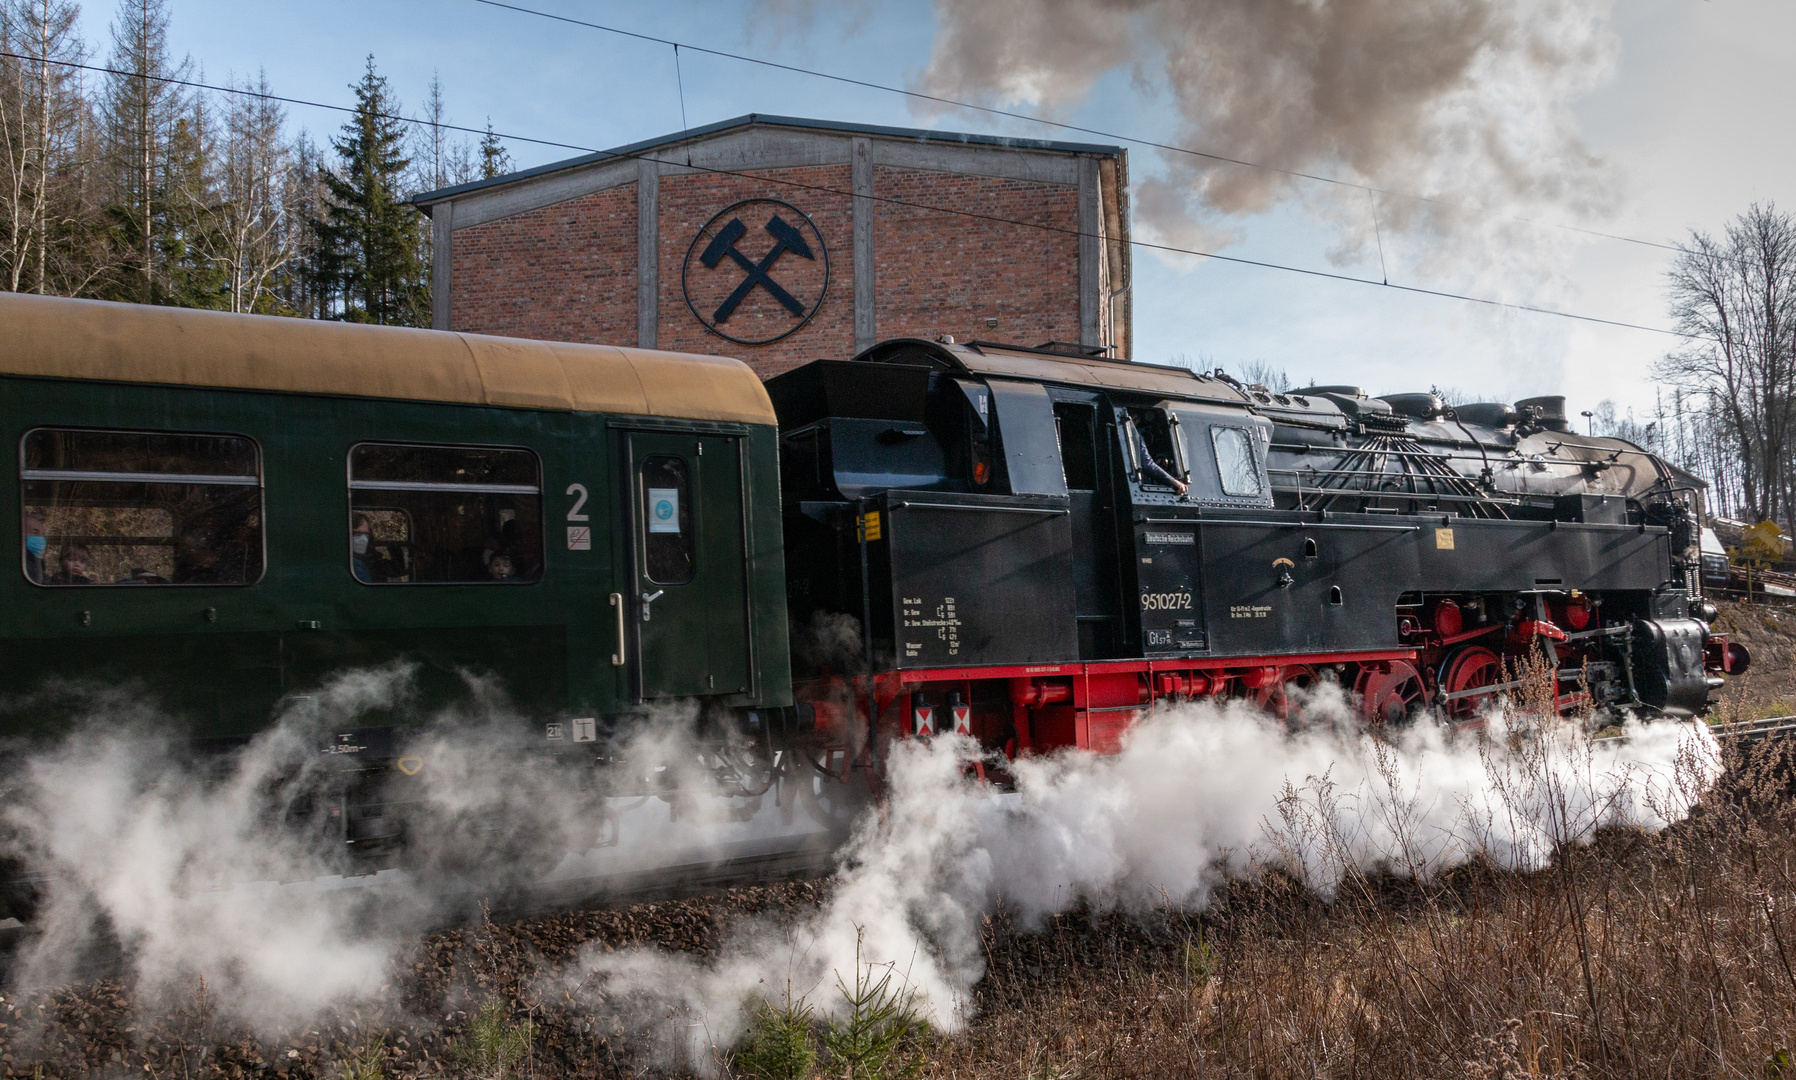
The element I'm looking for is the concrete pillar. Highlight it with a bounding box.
[431,203,452,331]
[1078,156,1100,349]
[852,136,875,354]
[637,157,659,349]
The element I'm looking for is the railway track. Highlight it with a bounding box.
[1709,715,1796,744]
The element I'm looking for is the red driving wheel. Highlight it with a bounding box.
[1354,660,1426,725]
[1255,664,1317,721]
[1437,645,1502,724]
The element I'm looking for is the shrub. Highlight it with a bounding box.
[822,936,929,1080]
[449,998,535,1080]
[734,995,817,1080]
[335,1037,386,1080]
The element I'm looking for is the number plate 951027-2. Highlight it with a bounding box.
[1136,527,1207,654]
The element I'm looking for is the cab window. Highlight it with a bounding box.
[21,427,264,586]
[1211,426,1263,497]
[1124,407,1186,491]
[348,443,542,584]
[640,455,694,584]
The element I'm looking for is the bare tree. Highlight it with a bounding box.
[415,71,473,193]
[0,0,92,294]
[180,71,295,312]
[100,0,187,302]
[1658,203,1796,529]
[1237,360,1291,392]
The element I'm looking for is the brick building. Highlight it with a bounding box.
[413,115,1130,378]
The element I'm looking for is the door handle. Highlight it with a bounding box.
[640,589,664,622]
[609,592,626,665]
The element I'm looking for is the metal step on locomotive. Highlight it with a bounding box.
[0,295,1748,896]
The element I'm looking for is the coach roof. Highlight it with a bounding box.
[0,293,777,425]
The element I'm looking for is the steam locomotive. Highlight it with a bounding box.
[0,296,1743,879]
[773,336,1745,764]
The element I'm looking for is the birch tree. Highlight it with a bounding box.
[1659,203,1796,529]
[0,0,91,294]
[182,71,294,312]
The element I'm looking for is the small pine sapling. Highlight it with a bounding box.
[733,992,818,1080]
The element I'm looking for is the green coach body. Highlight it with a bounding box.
[0,294,791,743]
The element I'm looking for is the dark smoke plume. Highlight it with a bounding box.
[913,0,1617,265]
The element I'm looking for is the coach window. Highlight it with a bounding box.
[20,428,264,586]
[1211,426,1264,498]
[348,443,542,584]
[640,455,694,584]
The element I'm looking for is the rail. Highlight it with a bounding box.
[1709,715,1796,743]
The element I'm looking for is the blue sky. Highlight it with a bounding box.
[84,0,1796,421]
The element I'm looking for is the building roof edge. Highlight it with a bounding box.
[411,113,1125,206]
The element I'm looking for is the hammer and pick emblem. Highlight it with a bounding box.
[682,198,830,346]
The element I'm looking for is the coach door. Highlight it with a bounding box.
[622,430,752,701]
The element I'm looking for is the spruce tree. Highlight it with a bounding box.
[315,57,425,325]
[479,120,510,180]
[162,89,228,308]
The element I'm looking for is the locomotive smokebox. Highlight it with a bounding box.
[1631,618,1712,717]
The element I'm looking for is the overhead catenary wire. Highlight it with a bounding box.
[466,0,1695,261]
[0,50,1701,343]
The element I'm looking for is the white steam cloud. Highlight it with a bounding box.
[579,684,1714,1072]
[0,664,841,1030]
[0,668,1717,1076]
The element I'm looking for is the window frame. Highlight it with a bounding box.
[345,439,545,587]
[19,425,267,588]
[638,453,697,586]
[1209,424,1265,498]
[1123,406,1187,491]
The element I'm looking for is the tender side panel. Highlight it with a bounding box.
[878,491,1077,669]
[1412,519,1672,593]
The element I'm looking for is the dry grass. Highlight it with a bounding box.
[922,733,1796,1080]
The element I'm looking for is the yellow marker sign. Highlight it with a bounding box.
[1743,520,1783,564]
[1435,528,1455,550]
[858,510,882,542]
[396,756,423,776]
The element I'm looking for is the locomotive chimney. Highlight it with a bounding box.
[1514,395,1570,433]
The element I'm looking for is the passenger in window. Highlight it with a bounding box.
[174,530,223,584]
[352,514,376,582]
[48,546,92,585]
[487,553,517,581]
[508,518,542,579]
[21,512,46,584]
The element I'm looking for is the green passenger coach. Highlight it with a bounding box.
[0,293,792,742]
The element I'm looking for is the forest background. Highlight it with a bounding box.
[2,0,1789,533]
[0,0,506,329]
